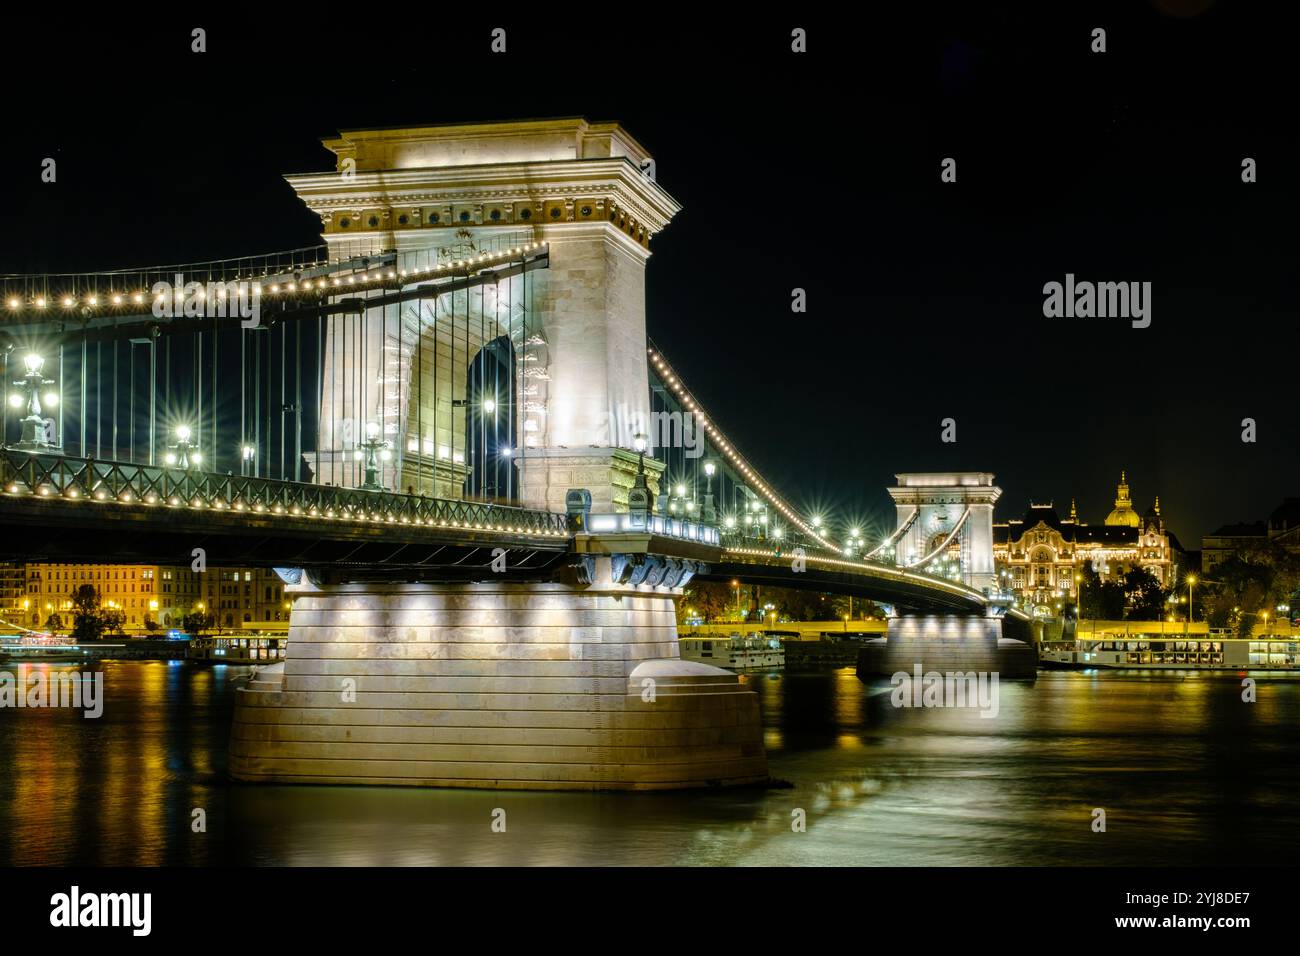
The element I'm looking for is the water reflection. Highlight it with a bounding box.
[2,662,1298,865]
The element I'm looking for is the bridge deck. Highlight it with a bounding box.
[0,450,570,578]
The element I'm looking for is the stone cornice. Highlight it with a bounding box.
[286,158,681,236]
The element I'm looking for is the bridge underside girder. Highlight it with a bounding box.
[699,561,988,614]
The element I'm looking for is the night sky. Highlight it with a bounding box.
[1,4,1294,546]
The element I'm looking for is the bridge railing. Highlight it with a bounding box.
[586,512,719,546]
[0,450,569,539]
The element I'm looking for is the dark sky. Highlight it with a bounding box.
[1,3,1294,545]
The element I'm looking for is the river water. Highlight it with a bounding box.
[2,661,1297,866]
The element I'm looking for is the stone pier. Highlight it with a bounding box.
[856,614,1037,680]
[230,560,768,790]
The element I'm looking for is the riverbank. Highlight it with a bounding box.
[0,638,189,662]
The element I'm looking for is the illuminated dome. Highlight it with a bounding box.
[1104,470,1141,528]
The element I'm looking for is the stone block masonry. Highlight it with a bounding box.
[230,579,769,790]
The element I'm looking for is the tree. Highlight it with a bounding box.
[69,584,107,643]
[1209,554,1273,619]
[143,616,159,633]
[43,612,63,632]
[182,610,217,637]
[1123,566,1168,621]
[677,581,733,624]
[101,608,126,637]
[1078,561,1125,620]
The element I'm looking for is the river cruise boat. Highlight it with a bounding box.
[1040,633,1299,670]
[678,633,785,671]
[0,632,102,661]
[188,634,288,665]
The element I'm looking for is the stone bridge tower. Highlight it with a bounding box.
[288,118,680,513]
[888,472,1002,592]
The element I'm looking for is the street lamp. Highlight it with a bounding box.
[164,424,199,469]
[10,352,59,451]
[1185,574,1197,636]
[701,460,717,524]
[628,432,651,523]
[241,444,256,477]
[358,421,391,492]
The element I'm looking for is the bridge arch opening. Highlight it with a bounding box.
[464,334,518,502]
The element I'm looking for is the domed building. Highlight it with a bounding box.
[1105,471,1141,528]
[992,472,1181,615]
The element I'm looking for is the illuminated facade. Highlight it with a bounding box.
[1202,498,1300,575]
[17,563,289,630]
[994,472,1178,613]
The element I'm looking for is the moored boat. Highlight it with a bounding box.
[1039,633,1299,670]
[679,632,785,671]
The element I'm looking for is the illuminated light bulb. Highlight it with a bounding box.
[133,293,143,303]
[175,425,191,441]
[112,294,122,305]
[43,392,58,407]
[6,298,18,309]
[191,452,202,465]
[7,394,21,409]
[62,296,74,307]
[35,297,46,308]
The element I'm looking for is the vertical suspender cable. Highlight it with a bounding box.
[197,323,202,458]
[112,341,118,459]
[129,345,135,462]
[212,315,218,474]
[254,329,260,478]
[95,341,101,458]
[58,343,64,451]
[295,318,302,482]
[280,320,286,479]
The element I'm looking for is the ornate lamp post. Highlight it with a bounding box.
[358,421,391,491]
[9,352,59,451]
[701,460,717,524]
[629,433,650,525]
[164,424,200,470]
